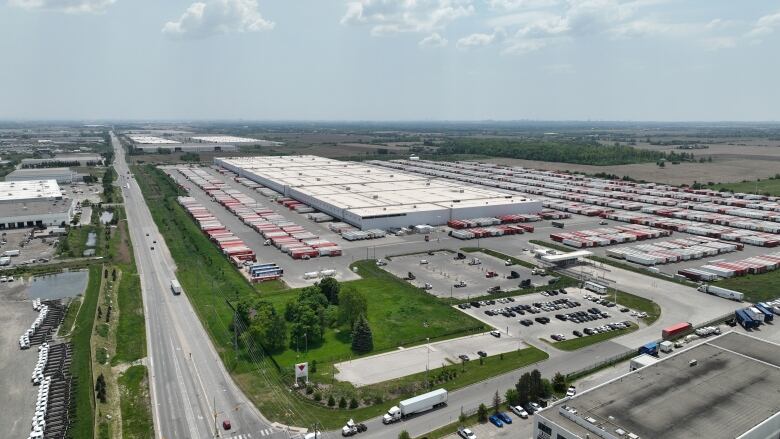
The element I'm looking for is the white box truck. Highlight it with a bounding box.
[660,341,673,353]
[170,279,182,295]
[383,389,447,424]
[697,284,744,301]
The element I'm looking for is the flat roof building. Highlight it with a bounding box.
[214,155,542,230]
[534,332,780,439]
[0,180,71,228]
[21,153,103,167]
[6,167,77,184]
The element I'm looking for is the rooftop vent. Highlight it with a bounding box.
[689,359,697,367]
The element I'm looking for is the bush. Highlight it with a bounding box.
[349,398,358,409]
[477,403,488,423]
[306,385,314,395]
[314,391,322,402]
[338,396,347,409]
[398,431,410,439]
[327,395,335,407]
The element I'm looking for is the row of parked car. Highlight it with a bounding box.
[584,294,649,318]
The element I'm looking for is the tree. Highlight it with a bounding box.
[319,277,341,305]
[516,373,531,406]
[338,287,367,327]
[243,302,287,352]
[492,390,501,414]
[398,431,411,439]
[95,373,107,403]
[552,372,567,394]
[351,314,374,354]
[505,388,519,406]
[290,307,322,349]
[349,398,358,409]
[338,396,347,409]
[529,369,543,402]
[477,403,488,423]
[311,359,318,374]
[327,395,335,407]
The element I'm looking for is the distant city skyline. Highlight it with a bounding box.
[1,0,779,121]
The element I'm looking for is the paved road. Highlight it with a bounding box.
[112,133,285,439]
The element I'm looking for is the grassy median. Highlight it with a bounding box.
[118,365,155,438]
[546,323,637,351]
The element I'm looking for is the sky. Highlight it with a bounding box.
[0,0,779,121]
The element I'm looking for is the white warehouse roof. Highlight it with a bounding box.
[128,135,180,144]
[215,155,542,229]
[0,179,62,203]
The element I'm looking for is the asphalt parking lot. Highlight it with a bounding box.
[0,228,58,269]
[0,284,41,438]
[383,251,544,299]
[458,287,647,346]
[335,332,527,387]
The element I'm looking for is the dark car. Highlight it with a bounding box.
[223,420,232,430]
[520,319,533,326]
[488,415,504,428]
[573,330,583,337]
[497,412,513,424]
[477,351,487,357]
[458,354,470,362]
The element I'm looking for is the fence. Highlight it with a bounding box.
[565,349,635,382]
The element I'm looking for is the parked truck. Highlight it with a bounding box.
[750,306,773,323]
[662,322,693,340]
[736,309,760,330]
[638,342,659,356]
[697,284,744,301]
[383,389,448,424]
[170,279,182,296]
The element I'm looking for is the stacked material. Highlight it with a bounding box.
[450,224,532,240]
[606,237,740,266]
[178,196,256,262]
[695,252,780,278]
[551,224,671,248]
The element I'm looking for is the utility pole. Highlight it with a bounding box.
[425,337,430,389]
[213,396,218,438]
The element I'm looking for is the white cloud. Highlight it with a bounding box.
[456,32,497,49]
[701,36,736,50]
[341,0,475,35]
[747,11,780,40]
[419,33,448,48]
[8,0,115,13]
[487,0,559,10]
[163,0,274,39]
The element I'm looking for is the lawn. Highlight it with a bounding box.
[528,239,575,253]
[710,176,780,197]
[112,263,147,365]
[461,247,536,269]
[612,290,661,325]
[118,365,155,439]
[546,323,637,351]
[58,296,82,337]
[266,260,487,368]
[717,270,780,303]
[68,265,103,439]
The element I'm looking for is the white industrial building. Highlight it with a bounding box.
[214,155,542,230]
[0,180,73,228]
[5,167,78,184]
[534,332,780,439]
[21,153,103,167]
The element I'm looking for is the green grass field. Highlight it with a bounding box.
[266,260,486,368]
[112,263,147,365]
[710,176,780,197]
[547,323,637,351]
[118,365,155,439]
[68,265,103,439]
[612,290,661,325]
[717,270,780,303]
[461,247,536,269]
[58,297,82,337]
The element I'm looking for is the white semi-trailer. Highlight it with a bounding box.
[697,284,744,301]
[383,389,448,424]
[170,279,183,295]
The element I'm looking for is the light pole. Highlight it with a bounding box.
[425,337,430,389]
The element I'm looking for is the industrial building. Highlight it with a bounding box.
[5,167,77,184]
[190,135,282,146]
[534,332,780,439]
[21,153,103,167]
[214,155,542,230]
[0,180,72,228]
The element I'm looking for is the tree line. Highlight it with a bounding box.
[434,138,697,166]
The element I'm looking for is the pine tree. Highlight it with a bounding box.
[351,314,374,354]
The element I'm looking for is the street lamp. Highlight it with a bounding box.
[425,337,430,388]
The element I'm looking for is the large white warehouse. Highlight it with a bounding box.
[215,155,542,230]
[0,180,73,229]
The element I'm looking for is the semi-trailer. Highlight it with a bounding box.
[662,322,693,340]
[382,389,447,424]
[697,284,744,301]
[170,279,182,295]
[638,342,659,356]
[755,303,775,323]
[735,309,760,329]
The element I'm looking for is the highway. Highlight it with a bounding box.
[112,132,285,439]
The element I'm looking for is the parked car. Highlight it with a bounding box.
[566,386,577,397]
[490,330,501,338]
[477,351,487,357]
[458,354,470,362]
[222,420,232,430]
[497,412,513,424]
[510,405,528,419]
[488,415,504,428]
[458,427,477,439]
[420,259,429,265]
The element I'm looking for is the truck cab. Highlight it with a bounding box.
[383,407,401,424]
